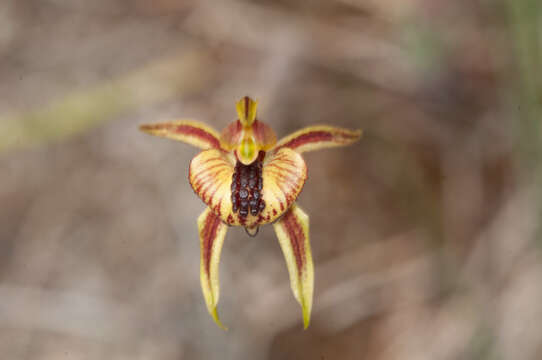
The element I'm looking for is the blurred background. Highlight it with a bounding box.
[0,0,541,359]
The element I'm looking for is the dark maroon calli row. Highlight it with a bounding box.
[231,151,266,218]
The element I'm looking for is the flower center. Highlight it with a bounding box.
[231,151,266,218]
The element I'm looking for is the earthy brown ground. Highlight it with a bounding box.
[1,0,541,359]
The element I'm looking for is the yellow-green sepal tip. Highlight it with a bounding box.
[210,307,228,330]
[236,96,258,127]
[302,300,311,330]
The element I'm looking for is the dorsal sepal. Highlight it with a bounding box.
[236,96,258,127]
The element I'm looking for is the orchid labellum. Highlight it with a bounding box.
[140,96,361,329]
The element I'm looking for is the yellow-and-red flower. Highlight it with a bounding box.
[140,96,361,329]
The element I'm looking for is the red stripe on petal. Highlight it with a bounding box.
[140,121,223,150]
[202,211,222,275]
[282,210,306,272]
[200,157,223,165]
[266,163,300,177]
[244,96,250,119]
[273,126,361,154]
[192,163,226,183]
[280,131,332,150]
[175,125,221,149]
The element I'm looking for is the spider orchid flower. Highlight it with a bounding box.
[140,96,361,329]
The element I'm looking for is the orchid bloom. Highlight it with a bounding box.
[140,96,361,329]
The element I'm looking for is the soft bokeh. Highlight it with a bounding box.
[1,0,541,359]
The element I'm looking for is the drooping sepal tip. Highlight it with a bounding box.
[236,96,258,127]
[210,307,228,330]
[302,300,311,330]
[273,204,314,329]
[301,254,314,330]
[198,208,229,330]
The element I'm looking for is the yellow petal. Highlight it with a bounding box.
[139,120,222,150]
[273,204,314,329]
[190,148,306,228]
[189,149,235,224]
[198,207,228,329]
[259,148,307,223]
[274,125,361,153]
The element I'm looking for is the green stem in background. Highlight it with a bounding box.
[504,0,542,246]
[0,49,214,153]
